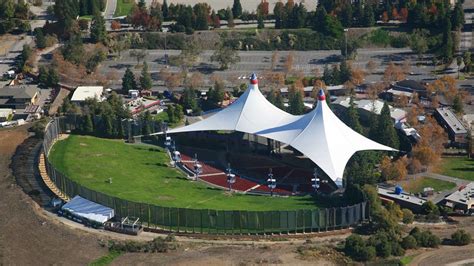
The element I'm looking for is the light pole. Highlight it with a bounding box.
[193,153,202,181]
[163,27,169,65]
[311,168,320,193]
[226,163,236,192]
[267,168,276,196]
[344,28,348,60]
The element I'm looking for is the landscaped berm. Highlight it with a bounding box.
[49,135,324,211]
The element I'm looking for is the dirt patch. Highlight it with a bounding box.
[80,143,88,146]
[0,126,107,265]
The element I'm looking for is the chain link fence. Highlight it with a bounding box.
[43,117,369,234]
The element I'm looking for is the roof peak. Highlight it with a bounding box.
[250,73,258,85]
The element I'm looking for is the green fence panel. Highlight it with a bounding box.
[208,209,217,234]
[224,211,234,234]
[216,210,225,234]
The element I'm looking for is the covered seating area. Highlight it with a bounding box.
[158,74,396,188]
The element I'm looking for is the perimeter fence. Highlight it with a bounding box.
[43,117,369,234]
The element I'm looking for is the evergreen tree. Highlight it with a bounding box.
[208,81,225,107]
[376,102,399,149]
[340,60,352,83]
[90,12,107,44]
[162,0,169,19]
[451,1,465,30]
[182,88,198,110]
[62,33,85,65]
[453,94,463,113]
[142,110,152,135]
[354,0,364,26]
[257,11,265,29]
[363,4,375,27]
[35,28,46,49]
[140,61,152,90]
[274,91,285,111]
[38,66,48,88]
[167,105,176,123]
[340,4,353,27]
[83,114,94,134]
[47,68,59,88]
[232,0,242,18]
[312,5,327,31]
[346,95,363,134]
[322,65,332,84]
[227,7,235,28]
[102,113,114,137]
[288,87,304,115]
[331,64,341,85]
[122,67,137,94]
[273,2,285,29]
[174,104,184,121]
[267,89,276,104]
[441,17,453,63]
[193,3,209,30]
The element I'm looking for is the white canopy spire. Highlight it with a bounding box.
[165,79,396,187]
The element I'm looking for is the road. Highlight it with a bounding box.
[104,0,117,19]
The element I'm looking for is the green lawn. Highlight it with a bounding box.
[438,157,474,181]
[49,135,321,211]
[114,0,135,17]
[400,177,456,194]
[89,251,122,266]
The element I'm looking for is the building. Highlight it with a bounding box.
[0,108,13,122]
[378,186,427,213]
[389,79,429,98]
[71,86,104,103]
[435,107,468,146]
[444,183,474,214]
[279,85,349,98]
[0,85,39,109]
[334,97,406,123]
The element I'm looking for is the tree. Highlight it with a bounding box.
[453,94,463,114]
[90,12,107,44]
[111,20,121,30]
[232,0,242,18]
[273,1,285,29]
[451,1,465,31]
[456,56,463,79]
[211,44,240,70]
[182,87,198,111]
[441,17,454,63]
[346,95,363,133]
[193,3,210,30]
[451,230,471,246]
[274,91,285,111]
[140,61,152,90]
[463,51,472,73]
[142,110,152,135]
[257,11,265,29]
[284,52,294,74]
[383,62,405,83]
[62,33,85,65]
[366,60,377,74]
[211,10,220,28]
[410,29,429,61]
[362,4,375,27]
[208,81,225,108]
[266,89,276,104]
[35,28,46,49]
[227,7,235,28]
[402,209,414,224]
[376,102,399,149]
[177,40,201,71]
[47,68,59,88]
[130,49,148,65]
[83,114,94,134]
[38,66,49,88]
[287,86,304,115]
[122,67,137,94]
[162,0,168,19]
[401,235,417,249]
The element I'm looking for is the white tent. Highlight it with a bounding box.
[164,74,396,187]
[61,195,115,224]
[167,73,300,134]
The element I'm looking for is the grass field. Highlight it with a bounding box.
[49,135,321,211]
[438,157,474,181]
[114,0,135,17]
[398,177,456,194]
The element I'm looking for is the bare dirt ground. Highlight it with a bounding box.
[0,126,107,265]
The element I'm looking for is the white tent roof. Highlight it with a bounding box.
[165,74,396,187]
[168,73,299,134]
[61,195,114,224]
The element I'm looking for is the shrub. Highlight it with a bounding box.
[402,209,414,224]
[391,242,405,256]
[421,201,439,216]
[410,227,440,248]
[368,232,392,258]
[344,235,375,262]
[451,230,471,246]
[401,235,417,249]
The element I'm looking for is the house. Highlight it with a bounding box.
[0,85,39,109]
[0,108,13,122]
[435,107,468,147]
[71,86,104,104]
[388,80,429,99]
[444,183,474,214]
[334,97,406,123]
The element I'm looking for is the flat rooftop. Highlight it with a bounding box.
[436,107,467,134]
[445,182,474,206]
[378,187,427,206]
[71,86,104,102]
